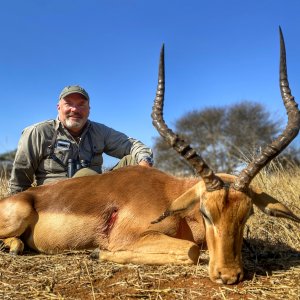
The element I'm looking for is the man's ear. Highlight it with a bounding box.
[251,188,300,223]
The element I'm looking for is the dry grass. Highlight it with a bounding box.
[0,166,300,299]
[0,170,9,198]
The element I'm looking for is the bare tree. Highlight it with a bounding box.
[153,101,293,175]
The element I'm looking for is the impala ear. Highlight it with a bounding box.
[252,189,300,223]
[151,182,203,224]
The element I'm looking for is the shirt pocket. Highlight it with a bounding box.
[45,148,70,173]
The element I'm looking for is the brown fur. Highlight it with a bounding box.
[0,167,200,253]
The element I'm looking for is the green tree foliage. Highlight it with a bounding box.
[153,101,299,175]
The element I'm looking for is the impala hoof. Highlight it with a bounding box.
[90,248,100,260]
[9,251,18,256]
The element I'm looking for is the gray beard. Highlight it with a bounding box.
[65,118,85,130]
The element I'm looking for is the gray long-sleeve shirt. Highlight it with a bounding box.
[9,119,153,193]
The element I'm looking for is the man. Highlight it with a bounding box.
[9,85,153,194]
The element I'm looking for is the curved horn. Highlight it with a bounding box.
[233,27,300,191]
[151,45,224,191]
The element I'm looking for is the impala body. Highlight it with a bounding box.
[0,29,299,284]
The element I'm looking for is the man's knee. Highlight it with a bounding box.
[112,155,137,170]
[72,167,99,178]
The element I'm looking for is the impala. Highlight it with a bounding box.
[0,28,299,284]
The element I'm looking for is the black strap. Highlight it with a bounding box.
[49,153,67,168]
[47,128,67,169]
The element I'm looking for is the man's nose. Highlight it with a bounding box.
[70,105,80,111]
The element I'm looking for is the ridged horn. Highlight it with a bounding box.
[151,45,224,192]
[233,27,300,191]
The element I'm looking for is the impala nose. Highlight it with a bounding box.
[215,268,243,285]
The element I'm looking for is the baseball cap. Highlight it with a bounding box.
[59,85,90,101]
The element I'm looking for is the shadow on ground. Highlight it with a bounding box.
[242,238,300,280]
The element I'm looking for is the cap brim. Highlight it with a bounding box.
[60,91,89,100]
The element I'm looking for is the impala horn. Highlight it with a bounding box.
[151,45,224,192]
[233,27,300,191]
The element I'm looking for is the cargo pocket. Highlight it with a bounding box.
[46,149,69,173]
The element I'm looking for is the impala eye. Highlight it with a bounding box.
[200,208,212,224]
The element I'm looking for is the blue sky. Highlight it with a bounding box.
[1,1,300,167]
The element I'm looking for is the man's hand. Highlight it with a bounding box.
[138,159,153,168]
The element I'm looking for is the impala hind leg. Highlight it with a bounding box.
[0,195,35,255]
[0,237,24,255]
[98,232,200,265]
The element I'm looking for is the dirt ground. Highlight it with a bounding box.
[0,241,299,300]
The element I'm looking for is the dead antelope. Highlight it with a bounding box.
[0,28,299,285]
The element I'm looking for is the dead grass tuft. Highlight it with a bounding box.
[0,171,9,198]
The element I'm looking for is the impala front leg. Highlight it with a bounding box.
[98,231,200,265]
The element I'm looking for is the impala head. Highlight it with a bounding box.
[151,28,300,284]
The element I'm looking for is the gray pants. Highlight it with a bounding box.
[73,155,137,178]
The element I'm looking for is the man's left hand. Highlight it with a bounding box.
[138,160,152,168]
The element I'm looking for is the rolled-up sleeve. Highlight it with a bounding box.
[128,138,153,163]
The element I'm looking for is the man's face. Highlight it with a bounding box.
[57,93,90,135]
